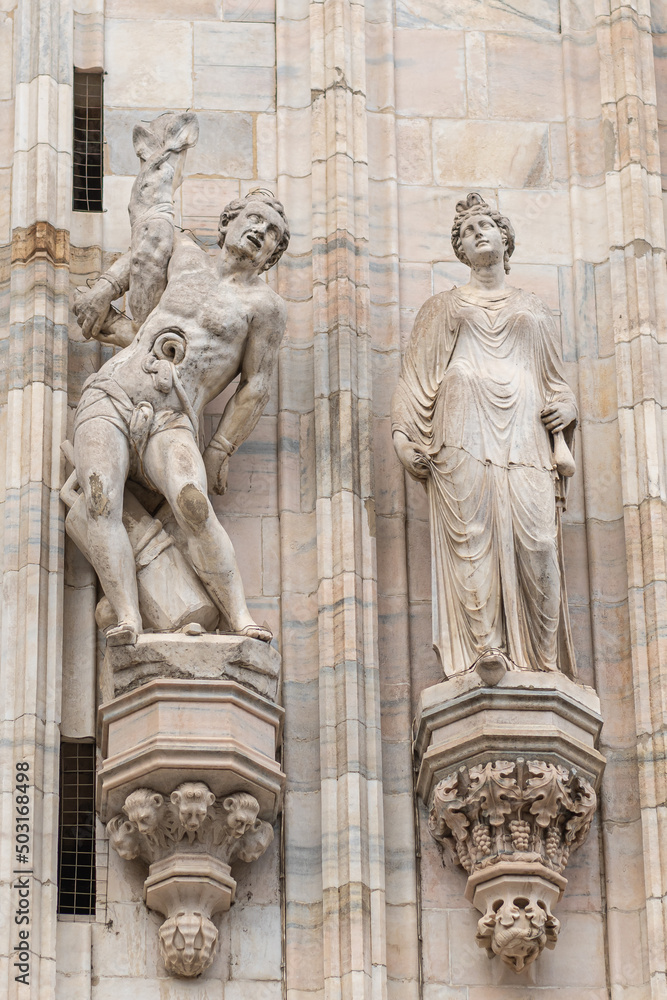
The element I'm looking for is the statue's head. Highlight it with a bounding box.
[222,791,260,839]
[122,788,165,835]
[218,189,290,272]
[451,192,515,275]
[170,781,216,833]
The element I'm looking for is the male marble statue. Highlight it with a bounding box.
[70,112,289,645]
[392,193,577,677]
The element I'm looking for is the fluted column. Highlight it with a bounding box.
[0,2,72,997]
[598,1,667,995]
[310,1,387,997]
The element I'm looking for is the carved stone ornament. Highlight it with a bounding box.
[392,192,578,677]
[61,110,290,648]
[429,760,597,877]
[428,759,596,972]
[107,784,273,977]
[413,669,605,974]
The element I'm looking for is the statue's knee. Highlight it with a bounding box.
[85,472,112,519]
[177,483,209,528]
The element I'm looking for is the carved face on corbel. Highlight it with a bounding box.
[123,788,165,835]
[170,782,216,832]
[107,814,142,860]
[223,792,260,839]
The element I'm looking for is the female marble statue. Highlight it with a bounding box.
[392,193,578,677]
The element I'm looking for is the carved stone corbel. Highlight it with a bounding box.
[106,784,273,976]
[96,635,285,978]
[414,666,605,973]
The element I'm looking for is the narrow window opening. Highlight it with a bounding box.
[72,70,103,212]
[57,741,96,917]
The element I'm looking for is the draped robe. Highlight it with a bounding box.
[392,286,577,677]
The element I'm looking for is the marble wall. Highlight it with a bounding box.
[1,0,666,998]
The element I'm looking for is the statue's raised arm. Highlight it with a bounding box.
[73,111,199,347]
[63,110,290,649]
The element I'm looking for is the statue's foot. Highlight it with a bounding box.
[180,622,205,636]
[105,622,140,647]
[473,648,509,686]
[237,624,273,643]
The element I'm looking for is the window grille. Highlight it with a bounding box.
[72,70,103,212]
[57,741,96,917]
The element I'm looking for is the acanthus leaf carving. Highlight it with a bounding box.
[525,760,571,829]
[467,760,522,827]
[564,771,597,849]
[159,911,219,978]
[428,760,597,879]
[428,771,469,843]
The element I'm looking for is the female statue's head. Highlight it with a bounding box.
[451,192,515,275]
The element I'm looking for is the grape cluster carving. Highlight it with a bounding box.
[428,760,596,875]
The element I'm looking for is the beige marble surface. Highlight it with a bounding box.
[0,0,665,997]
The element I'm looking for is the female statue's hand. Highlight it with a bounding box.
[393,431,431,481]
[540,399,577,434]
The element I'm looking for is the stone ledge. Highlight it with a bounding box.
[103,632,282,701]
[414,671,605,803]
[97,678,285,822]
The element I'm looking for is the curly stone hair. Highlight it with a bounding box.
[217,188,290,272]
[451,192,515,274]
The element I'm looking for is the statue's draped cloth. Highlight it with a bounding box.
[392,287,577,676]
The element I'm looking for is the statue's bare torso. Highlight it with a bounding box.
[70,113,289,644]
[102,236,285,417]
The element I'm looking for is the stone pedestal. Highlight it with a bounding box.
[98,675,284,823]
[144,853,237,977]
[414,663,605,973]
[97,634,285,977]
[101,631,282,702]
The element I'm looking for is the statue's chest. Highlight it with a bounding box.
[192,285,252,343]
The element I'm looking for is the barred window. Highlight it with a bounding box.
[57,741,96,917]
[72,70,103,212]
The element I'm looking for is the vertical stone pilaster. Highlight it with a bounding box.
[274,0,324,995]
[598,1,667,995]
[310,1,387,997]
[365,0,421,995]
[0,2,72,997]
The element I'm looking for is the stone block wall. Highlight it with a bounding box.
[366,3,644,998]
[1,1,666,999]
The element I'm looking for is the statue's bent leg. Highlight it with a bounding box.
[142,429,271,641]
[73,419,142,640]
[507,466,560,671]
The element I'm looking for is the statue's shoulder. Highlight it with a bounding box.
[250,280,287,332]
[512,286,552,318]
[414,288,457,322]
[169,232,212,276]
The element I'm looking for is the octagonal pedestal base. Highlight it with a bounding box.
[97,634,285,979]
[414,667,606,974]
[98,676,285,822]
